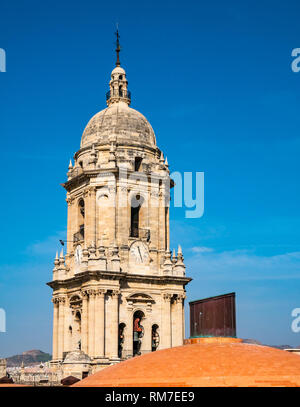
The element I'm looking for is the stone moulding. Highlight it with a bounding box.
[47,270,192,290]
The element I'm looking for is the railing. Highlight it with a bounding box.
[106,89,131,102]
[119,349,153,359]
[129,227,150,241]
[73,229,84,242]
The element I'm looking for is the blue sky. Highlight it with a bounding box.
[0,0,300,356]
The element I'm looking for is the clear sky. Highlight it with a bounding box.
[0,0,300,356]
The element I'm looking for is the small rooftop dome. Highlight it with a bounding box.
[111,66,126,75]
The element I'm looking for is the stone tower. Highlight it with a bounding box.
[47,40,191,375]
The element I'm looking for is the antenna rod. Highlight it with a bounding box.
[115,25,121,67]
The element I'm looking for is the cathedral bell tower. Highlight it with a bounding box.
[47,33,191,376]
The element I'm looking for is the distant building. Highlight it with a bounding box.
[8,362,59,386]
[0,359,6,377]
[284,349,300,356]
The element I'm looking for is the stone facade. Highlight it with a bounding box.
[47,59,191,378]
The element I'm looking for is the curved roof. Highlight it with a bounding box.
[80,101,156,149]
[111,66,126,75]
[73,338,300,387]
[63,350,91,364]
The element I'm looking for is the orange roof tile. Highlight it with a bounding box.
[73,339,300,387]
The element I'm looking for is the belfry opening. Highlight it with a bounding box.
[133,310,144,356]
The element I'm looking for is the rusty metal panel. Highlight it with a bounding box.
[189,292,236,337]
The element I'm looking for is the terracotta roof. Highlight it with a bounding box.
[73,338,300,387]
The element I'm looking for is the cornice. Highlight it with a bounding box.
[74,141,158,159]
[47,270,192,290]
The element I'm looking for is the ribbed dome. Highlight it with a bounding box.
[81,101,156,148]
[63,350,91,364]
[73,338,300,387]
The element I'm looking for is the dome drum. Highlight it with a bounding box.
[106,89,131,105]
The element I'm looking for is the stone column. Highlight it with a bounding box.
[81,291,89,354]
[88,289,96,357]
[149,190,159,269]
[63,299,70,353]
[57,297,66,360]
[66,198,74,255]
[89,187,97,245]
[123,310,133,358]
[110,185,117,245]
[52,298,59,360]
[83,187,96,248]
[141,316,152,353]
[182,295,186,342]
[165,206,170,252]
[161,293,172,349]
[94,289,106,358]
[172,295,184,347]
[106,290,119,359]
[158,189,166,251]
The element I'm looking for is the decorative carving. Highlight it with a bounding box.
[111,290,120,298]
[69,294,82,309]
[163,293,172,301]
[66,196,75,205]
[95,288,106,297]
[87,288,97,297]
[81,289,89,298]
[126,293,155,304]
[52,296,66,304]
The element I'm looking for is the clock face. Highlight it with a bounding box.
[130,241,149,264]
[74,245,82,265]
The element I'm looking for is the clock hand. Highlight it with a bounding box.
[138,247,143,261]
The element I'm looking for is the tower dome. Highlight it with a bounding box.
[81,101,156,149]
[81,57,156,149]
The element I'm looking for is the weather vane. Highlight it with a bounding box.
[115,23,121,67]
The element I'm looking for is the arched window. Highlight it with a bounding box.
[152,324,159,351]
[133,311,144,356]
[74,312,81,350]
[130,195,144,238]
[134,157,143,171]
[75,199,85,242]
[78,199,85,218]
[118,323,126,358]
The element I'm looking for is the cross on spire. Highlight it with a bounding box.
[115,26,121,67]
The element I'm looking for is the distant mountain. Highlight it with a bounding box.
[5,350,52,367]
[271,344,294,350]
[242,339,297,350]
[242,339,263,345]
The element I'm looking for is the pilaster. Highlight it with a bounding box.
[88,289,96,357]
[81,290,89,354]
[94,289,106,358]
[51,298,59,360]
[161,293,172,349]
